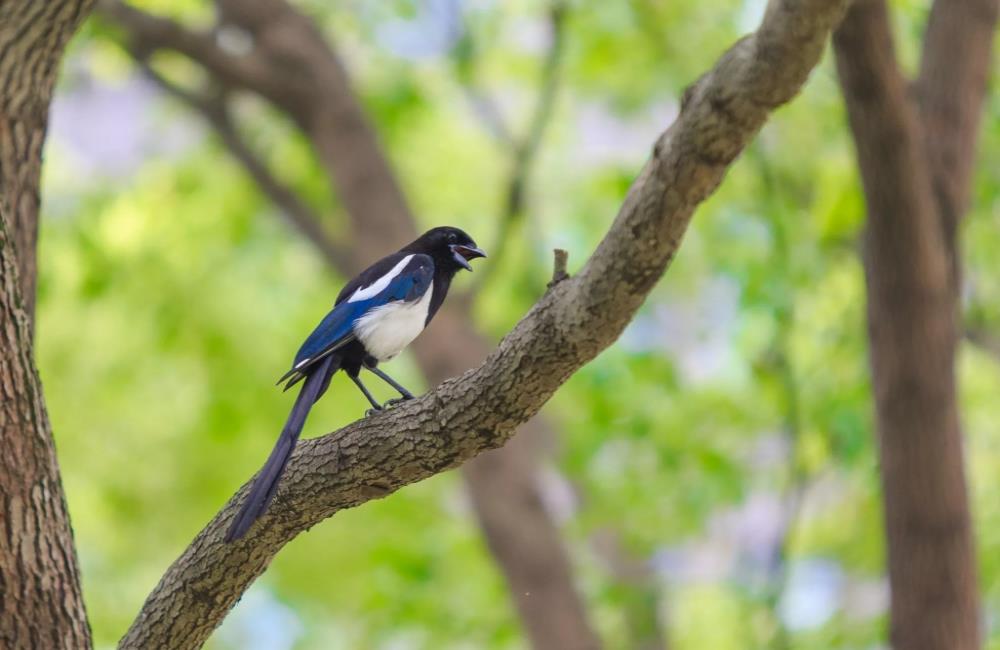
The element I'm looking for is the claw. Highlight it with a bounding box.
[364,406,383,417]
[382,396,413,409]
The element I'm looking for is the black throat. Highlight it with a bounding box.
[426,264,458,325]
[400,236,468,326]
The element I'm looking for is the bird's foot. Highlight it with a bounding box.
[382,396,413,409]
[364,405,384,417]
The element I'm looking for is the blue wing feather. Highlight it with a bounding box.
[277,255,433,387]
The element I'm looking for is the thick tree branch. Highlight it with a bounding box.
[833,2,982,648]
[106,1,602,646]
[116,1,849,647]
[106,2,601,645]
[105,2,600,646]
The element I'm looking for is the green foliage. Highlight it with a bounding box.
[37,1,1000,648]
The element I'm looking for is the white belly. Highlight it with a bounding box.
[353,287,433,361]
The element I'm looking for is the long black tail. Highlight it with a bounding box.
[225,355,337,542]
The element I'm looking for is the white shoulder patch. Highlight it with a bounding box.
[348,254,414,303]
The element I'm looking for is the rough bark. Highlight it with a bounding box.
[104,1,599,646]
[833,0,998,647]
[0,0,93,329]
[110,1,849,646]
[0,1,96,648]
[0,210,92,650]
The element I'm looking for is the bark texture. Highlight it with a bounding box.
[0,0,93,328]
[111,0,850,646]
[104,1,599,646]
[0,1,96,648]
[833,0,998,647]
[0,214,91,649]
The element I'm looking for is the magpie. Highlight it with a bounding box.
[225,226,485,542]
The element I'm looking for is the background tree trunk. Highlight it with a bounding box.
[833,0,998,647]
[0,5,95,648]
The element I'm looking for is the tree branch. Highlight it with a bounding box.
[116,1,849,646]
[105,1,602,645]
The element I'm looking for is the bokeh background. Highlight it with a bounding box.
[35,0,1000,648]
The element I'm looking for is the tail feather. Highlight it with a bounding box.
[225,355,337,542]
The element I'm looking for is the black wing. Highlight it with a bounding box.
[278,254,434,388]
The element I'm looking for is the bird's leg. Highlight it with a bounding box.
[365,364,415,404]
[349,374,383,416]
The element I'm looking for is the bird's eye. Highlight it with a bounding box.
[448,233,458,244]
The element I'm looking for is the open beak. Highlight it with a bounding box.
[450,244,487,271]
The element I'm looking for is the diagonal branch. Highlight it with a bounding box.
[106,1,604,646]
[105,1,601,645]
[116,1,849,647]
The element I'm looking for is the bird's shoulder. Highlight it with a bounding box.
[336,252,434,306]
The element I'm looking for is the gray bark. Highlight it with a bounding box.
[104,0,600,646]
[114,0,850,646]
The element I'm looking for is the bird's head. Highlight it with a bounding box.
[406,226,486,272]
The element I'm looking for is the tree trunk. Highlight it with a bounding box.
[0,206,92,650]
[0,2,96,647]
[833,0,998,647]
[0,0,92,329]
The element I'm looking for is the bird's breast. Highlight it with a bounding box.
[353,287,433,362]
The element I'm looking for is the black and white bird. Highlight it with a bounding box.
[225,226,485,542]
